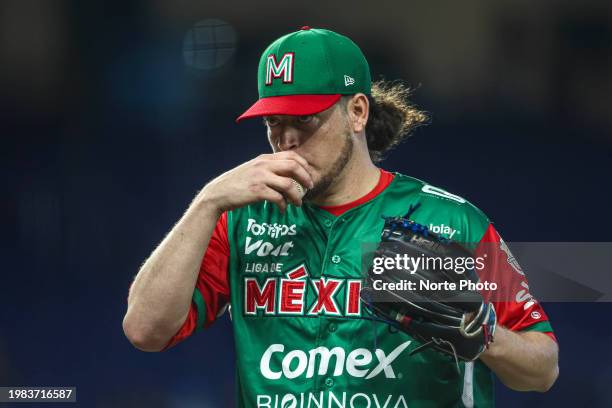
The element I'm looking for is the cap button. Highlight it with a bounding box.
[300,26,311,30]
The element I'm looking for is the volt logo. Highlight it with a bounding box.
[265,53,294,85]
[245,237,293,257]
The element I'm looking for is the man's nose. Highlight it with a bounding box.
[277,127,300,151]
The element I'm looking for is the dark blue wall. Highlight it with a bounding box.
[2,1,611,406]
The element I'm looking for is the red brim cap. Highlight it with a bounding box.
[236,94,341,123]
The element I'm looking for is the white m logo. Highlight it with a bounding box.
[265,53,294,85]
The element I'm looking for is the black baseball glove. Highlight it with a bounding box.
[360,212,497,364]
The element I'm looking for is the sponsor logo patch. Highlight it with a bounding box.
[259,340,412,380]
[428,223,460,239]
[245,237,294,257]
[247,219,297,238]
[256,392,409,408]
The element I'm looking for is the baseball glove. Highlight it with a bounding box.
[360,211,497,364]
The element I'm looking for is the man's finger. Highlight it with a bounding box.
[267,160,314,190]
[265,175,303,207]
[272,151,310,173]
[260,187,287,213]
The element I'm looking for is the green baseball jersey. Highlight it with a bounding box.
[165,170,555,408]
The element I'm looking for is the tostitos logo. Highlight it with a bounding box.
[247,219,297,238]
[259,341,411,380]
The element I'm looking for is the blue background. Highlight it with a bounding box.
[1,1,611,406]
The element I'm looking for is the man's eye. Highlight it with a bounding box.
[264,117,280,127]
[297,115,313,124]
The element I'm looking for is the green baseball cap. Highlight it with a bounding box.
[237,26,371,122]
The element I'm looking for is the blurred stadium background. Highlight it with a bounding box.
[1,0,611,406]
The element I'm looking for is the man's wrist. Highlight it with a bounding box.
[193,188,224,217]
[480,325,507,360]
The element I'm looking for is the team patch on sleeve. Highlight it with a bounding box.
[475,224,556,341]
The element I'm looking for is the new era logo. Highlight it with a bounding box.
[344,75,355,86]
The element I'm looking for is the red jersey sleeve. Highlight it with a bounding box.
[163,212,231,350]
[475,224,557,342]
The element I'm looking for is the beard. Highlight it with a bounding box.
[303,128,354,202]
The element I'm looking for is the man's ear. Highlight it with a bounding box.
[346,93,369,133]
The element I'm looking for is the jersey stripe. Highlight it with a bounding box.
[193,288,207,331]
[461,361,474,408]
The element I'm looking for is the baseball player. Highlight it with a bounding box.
[123,27,559,407]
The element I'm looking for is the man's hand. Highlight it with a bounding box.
[123,151,313,351]
[201,151,314,213]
